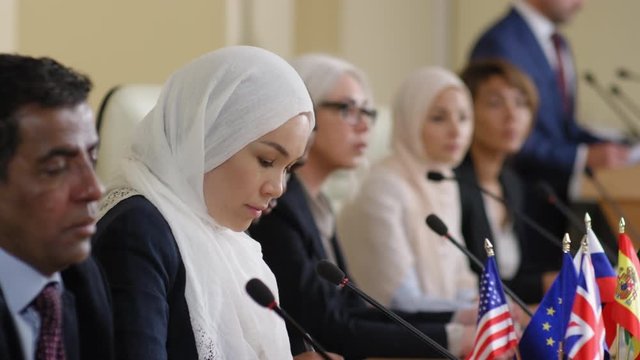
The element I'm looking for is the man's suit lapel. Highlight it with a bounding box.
[0,288,24,360]
[62,290,79,360]
[507,9,557,83]
[507,8,569,128]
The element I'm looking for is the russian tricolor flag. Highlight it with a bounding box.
[585,226,616,303]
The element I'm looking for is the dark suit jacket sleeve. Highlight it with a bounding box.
[250,184,452,359]
[93,197,183,360]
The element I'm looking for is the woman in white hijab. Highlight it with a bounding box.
[338,67,478,316]
[93,46,336,359]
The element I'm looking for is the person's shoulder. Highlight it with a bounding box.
[474,7,524,45]
[102,195,164,221]
[60,257,111,307]
[94,195,179,263]
[364,164,412,193]
[62,256,104,284]
[97,195,170,235]
[345,165,413,212]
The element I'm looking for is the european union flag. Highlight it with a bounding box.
[519,252,578,359]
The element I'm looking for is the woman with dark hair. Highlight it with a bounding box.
[456,58,552,304]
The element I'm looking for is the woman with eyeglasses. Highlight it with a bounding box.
[249,54,466,358]
[337,66,479,354]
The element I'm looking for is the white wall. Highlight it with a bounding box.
[0,0,17,52]
[9,1,640,133]
[340,0,449,106]
[16,0,227,108]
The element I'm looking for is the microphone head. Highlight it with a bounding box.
[584,166,594,178]
[246,278,276,308]
[618,68,630,79]
[611,84,621,95]
[316,260,346,286]
[583,72,595,84]
[425,214,448,236]
[426,171,446,182]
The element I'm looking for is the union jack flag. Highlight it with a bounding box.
[466,256,518,360]
[565,250,606,359]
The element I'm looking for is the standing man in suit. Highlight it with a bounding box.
[0,54,113,360]
[470,0,629,271]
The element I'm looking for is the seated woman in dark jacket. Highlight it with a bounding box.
[456,58,555,304]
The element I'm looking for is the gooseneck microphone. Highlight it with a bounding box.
[537,180,617,260]
[618,68,640,82]
[425,214,533,318]
[583,72,640,139]
[246,278,332,360]
[315,261,457,360]
[610,84,640,123]
[583,167,640,241]
[427,171,562,250]
[536,181,585,233]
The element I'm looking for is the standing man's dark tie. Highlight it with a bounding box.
[33,283,66,360]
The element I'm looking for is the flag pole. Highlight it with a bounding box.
[617,218,625,360]
[616,324,621,360]
[557,234,571,360]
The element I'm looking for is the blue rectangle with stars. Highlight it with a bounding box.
[519,253,578,359]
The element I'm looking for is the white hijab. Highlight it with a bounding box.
[101,46,314,359]
[339,67,477,304]
[387,66,476,299]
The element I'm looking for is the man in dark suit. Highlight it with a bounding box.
[469,0,629,270]
[0,54,113,360]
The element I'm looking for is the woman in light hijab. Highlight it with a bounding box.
[338,67,478,316]
[92,46,338,360]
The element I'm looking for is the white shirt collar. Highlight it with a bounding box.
[514,0,556,40]
[0,247,61,314]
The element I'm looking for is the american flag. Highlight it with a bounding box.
[466,256,518,360]
[565,250,606,359]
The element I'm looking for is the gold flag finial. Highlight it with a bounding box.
[562,233,571,253]
[581,235,589,253]
[484,238,495,257]
[620,218,626,234]
[585,212,592,230]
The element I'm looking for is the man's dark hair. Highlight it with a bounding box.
[0,54,92,180]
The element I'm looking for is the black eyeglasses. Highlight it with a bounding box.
[319,101,377,126]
